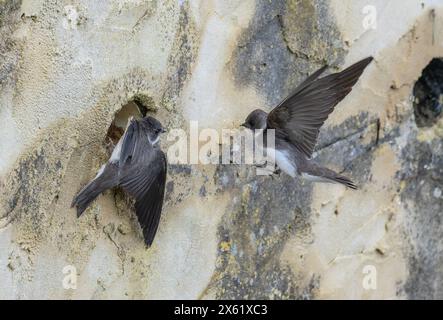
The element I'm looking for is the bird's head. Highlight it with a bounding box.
[241,109,268,130]
[143,116,166,145]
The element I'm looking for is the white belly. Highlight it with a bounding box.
[110,138,122,163]
[94,164,106,178]
[267,148,297,177]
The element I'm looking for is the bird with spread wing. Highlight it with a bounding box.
[241,57,373,189]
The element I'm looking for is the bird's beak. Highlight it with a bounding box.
[161,128,167,133]
[240,123,247,128]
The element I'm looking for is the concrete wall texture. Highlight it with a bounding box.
[1,0,443,299]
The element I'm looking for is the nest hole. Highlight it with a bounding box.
[413,58,443,127]
[105,96,156,148]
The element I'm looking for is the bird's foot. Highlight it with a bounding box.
[255,163,274,176]
[269,167,282,180]
[255,162,280,177]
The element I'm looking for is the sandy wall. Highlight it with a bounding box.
[1,0,442,299]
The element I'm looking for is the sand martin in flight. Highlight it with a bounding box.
[241,57,373,189]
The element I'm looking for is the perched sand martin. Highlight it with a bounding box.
[72,116,167,247]
[241,57,373,189]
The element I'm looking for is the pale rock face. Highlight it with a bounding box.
[0,0,442,299]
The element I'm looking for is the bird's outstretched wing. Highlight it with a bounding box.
[267,57,373,158]
[120,150,167,247]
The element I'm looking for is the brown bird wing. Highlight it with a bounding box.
[120,149,167,247]
[267,57,373,158]
[118,118,167,247]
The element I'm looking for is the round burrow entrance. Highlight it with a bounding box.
[413,58,443,127]
[105,96,155,149]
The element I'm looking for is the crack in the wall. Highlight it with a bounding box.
[102,223,126,276]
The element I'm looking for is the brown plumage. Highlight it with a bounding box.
[242,57,373,189]
[71,116,167,247]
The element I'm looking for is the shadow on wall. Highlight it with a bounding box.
[413,58,443,127]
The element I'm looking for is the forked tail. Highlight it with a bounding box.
[71,164,118,217]
[302,164,357,189]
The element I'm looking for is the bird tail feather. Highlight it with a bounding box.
[302,164,357,190]
[71,164,118,217]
